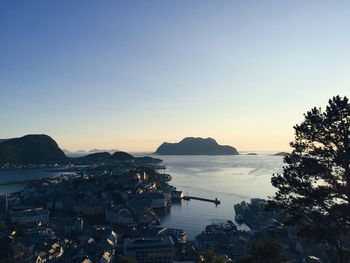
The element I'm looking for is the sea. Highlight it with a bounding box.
[0,153,284,239]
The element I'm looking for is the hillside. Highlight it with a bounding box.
[0,134,162,166]
[0,134,67,164]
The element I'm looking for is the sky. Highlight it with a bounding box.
[1,1,349,152]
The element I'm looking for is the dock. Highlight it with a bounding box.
[183,196,221,205]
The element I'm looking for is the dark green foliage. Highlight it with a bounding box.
[104,182,119,192]
[234,238,288,263]
[271,95,350,261]
[0,134,66,164]
[249,238,289,263]
[111,191,123,204]
[71,151,133,163]
[71,151,136,164]
[73,178,82,189]
[233,256,254,263]
[113,255,135,263]
[200,250,229,263]
[234,238,289,263]
[111,151,134,160]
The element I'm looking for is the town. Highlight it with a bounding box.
[0,156,197,263]
[0,154,333,263]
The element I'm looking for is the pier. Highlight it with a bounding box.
[183,195,221,205]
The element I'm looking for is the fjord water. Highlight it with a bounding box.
[0,169,64,194]
[155,154,284,238]
[0,154,284,238]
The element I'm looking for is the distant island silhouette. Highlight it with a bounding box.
[273,152,289,156]
[0,134,161,166]
[155,137,239,155]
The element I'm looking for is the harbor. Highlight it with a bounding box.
[182,195,221,205]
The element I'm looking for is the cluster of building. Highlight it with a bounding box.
[0,160,198,263]
[1,158,340,263]
[196,198,334,262]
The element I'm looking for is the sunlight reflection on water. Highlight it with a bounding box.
[154,154,284,238]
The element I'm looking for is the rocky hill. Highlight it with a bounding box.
[0,134,162,166]
[0,134,67,164]
[155,137,239,155]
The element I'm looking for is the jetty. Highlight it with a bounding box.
[183,195,221,205]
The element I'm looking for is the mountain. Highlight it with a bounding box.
[111,151,134,160]
[74,152,112,163]
[64,149,121,158]
[63,149,87,158]
[0,134,67,165]
[71,151,135,164]
[155,137,239,155]
[88,148,120,153]
[0,134,162,166]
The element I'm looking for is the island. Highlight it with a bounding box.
[0,134,162,167]
[155,137,239,155]
[273,152,289,156]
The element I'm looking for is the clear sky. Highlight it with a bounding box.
[1,1,349,152]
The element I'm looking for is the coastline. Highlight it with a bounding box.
[0,154,283,237]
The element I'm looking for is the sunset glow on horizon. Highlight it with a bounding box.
[1,1,349,152]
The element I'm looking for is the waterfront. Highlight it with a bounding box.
[0,153,284,238]
[146,153,284,238]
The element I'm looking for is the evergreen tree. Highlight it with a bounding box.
[234,238,289,263]
[271,95,350,262]
[249,238,289,263]
[200,250,229,263]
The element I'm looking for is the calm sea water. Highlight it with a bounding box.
[0,169,64,194]
[155,154,284,238]
[0,154,284,238]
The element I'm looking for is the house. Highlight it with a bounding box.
[170,191,184,200]
[83,200,105,216]
[134,171,149,182]
[100,251,113,263]
[106,230,118,247]
[35,242,64,263]
[124,236,175,263]
[143,192,168,209]
[26,227,51,243]
[105,206,133,225]
[52,217,84,235]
